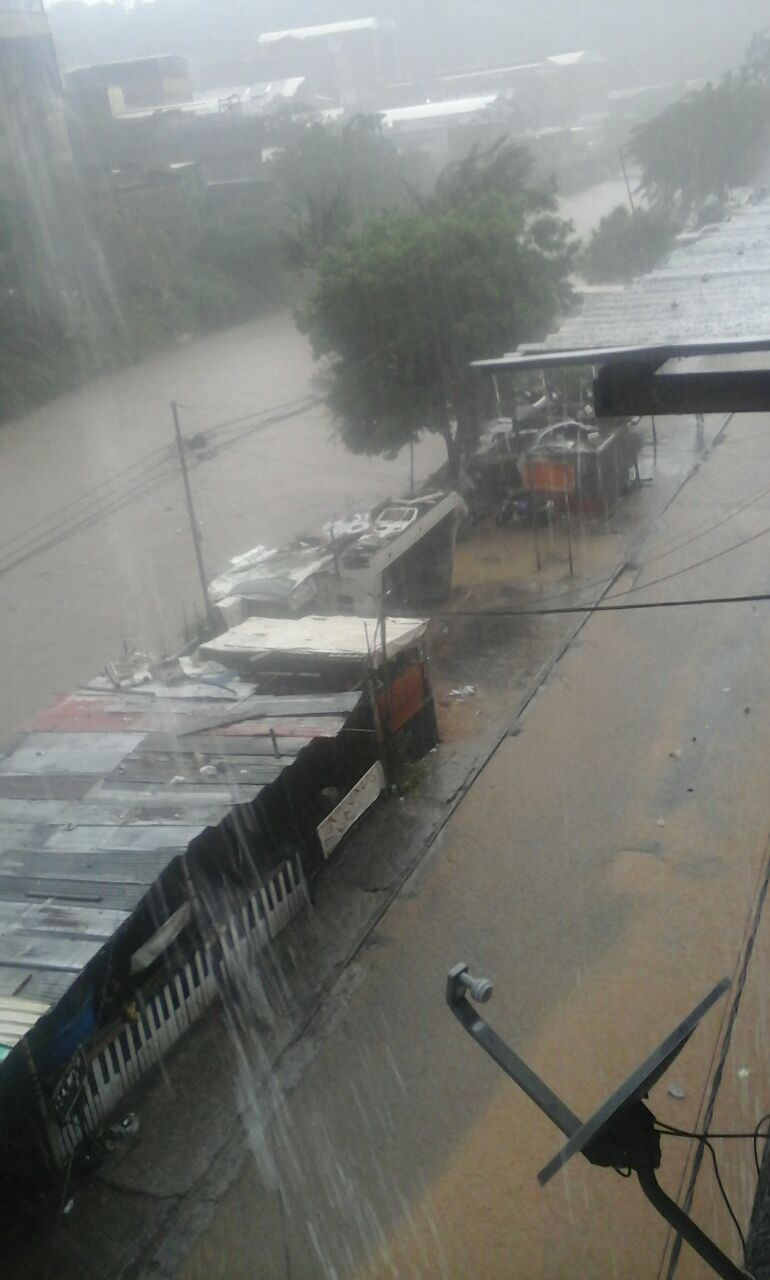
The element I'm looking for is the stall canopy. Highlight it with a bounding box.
[201,614,429,669]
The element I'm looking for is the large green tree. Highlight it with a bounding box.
[581,205,678,283]
[271,114,413,269]
[300,142,575,477]
[629,37,770,215]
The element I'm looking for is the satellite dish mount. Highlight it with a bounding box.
[446,965,750,1280]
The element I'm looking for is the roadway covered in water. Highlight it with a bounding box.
[177,409,770,1280]
[0,178,628,738]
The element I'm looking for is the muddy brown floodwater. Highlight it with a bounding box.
[0,176,630,738]
[0,311,446,736]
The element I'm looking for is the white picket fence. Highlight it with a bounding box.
[43,856,308,1167]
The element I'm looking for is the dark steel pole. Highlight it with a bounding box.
[171,401,214,631]
[637,1166,752,1280]
[564,466,574,575]
[619,147,636,215]
[446,967,582,1138]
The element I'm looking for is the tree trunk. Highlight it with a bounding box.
[456,408,481,463]
[439,421,461,482]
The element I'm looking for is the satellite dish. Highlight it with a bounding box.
[446,965,750,1280]
[538,978,729,1186]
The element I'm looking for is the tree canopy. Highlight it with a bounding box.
[581,205,678,283]
[300,141,576,476]
[629,36,770,215]
[271,114,413,269]
[0,111,414,423]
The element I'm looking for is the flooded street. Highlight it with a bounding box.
[176,411,770,1280]
[0,179,627,739]
[5,169,765,1280]
[0,311,445,735]
[5,3,770,1277]
[559,174,633,239]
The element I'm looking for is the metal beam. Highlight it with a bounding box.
[472,335,770,374]
[595,365,770,416]
[473,336,770,417]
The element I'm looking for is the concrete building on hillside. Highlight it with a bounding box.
[435,61,561,130]
[66,70,319,194]
[380,95,519,165]
[65,54,193,114]
[253,17,398,110]
[546,50,609,123]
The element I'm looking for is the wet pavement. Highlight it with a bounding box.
[171,410,770,1280]
[8,409,770,1279]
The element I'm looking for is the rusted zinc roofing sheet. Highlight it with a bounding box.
[0,676,361,1027]
[490,197,770,359]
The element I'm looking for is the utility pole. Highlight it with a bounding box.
[171,401,215,632]
[619,147,636,215]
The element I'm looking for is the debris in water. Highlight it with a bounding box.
[113,1116,138,1136]
[63,1198,74,1215]
[169,775,185,785]
[667,1084,686,1100]
[199,763,218,778]
[449,684,478,699]
[738,1067,751,1080]
[656,818,665,827]
[669,748,682,759]
[745,706,751,714]
[106,1113,140,1142]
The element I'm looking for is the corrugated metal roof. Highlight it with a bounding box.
[0,995,49,1053]
[524,198,770,354]
[547,50,606,67]
[258,17,380,43]
[382,96,497,126]
[0,671,362,1024]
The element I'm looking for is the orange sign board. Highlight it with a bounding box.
[523,460,576,494]
[377,663,425,734]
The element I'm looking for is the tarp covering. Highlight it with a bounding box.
[201,614,428,668]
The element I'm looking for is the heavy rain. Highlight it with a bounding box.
[2,3,770,1279]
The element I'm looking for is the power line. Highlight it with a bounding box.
[474,473,770,612]
[0,393,320,579]
[656,1126,748,1261]
[634,478,770,570]
[174,392,315,435]
[195,396,321,462]
[665,830,770,1280]
[0,442,172,560]
[441,518,770,619]
[479,447,770,614]
[605,520,770,600]
[441,592,770,618]
[0,458,178,580]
